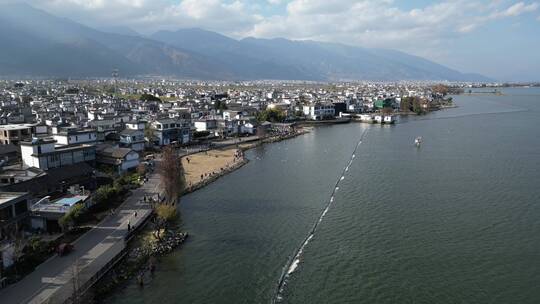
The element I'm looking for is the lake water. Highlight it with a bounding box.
[108,87,540,304]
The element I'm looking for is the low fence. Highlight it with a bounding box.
[43,240,127,304]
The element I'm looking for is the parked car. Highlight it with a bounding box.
[144,154,155,161]
[57,243,74,256]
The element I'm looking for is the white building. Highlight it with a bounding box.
[96,146,140,173]
[194,119,217,134]
[302,103,335,120]
[152,117,191,146]
[119,129,145,152]
[125,121,146,131]
[52,129,97,146]
[20,138,95,170]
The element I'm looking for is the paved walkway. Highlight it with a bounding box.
[0,162,162,304]
[211,135,260,147]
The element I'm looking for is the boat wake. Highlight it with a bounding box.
[272,129,368,303]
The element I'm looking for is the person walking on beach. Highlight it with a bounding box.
[127,221,131,232]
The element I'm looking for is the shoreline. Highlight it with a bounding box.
[182,128,310,194]
[91,128,310,302]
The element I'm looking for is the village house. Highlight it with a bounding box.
[0,144,19,165]
[151,117,191,146]
[88,119,117,141]
[119,129,145,152]
[303,103,336,120]
[30,193,90,233]
[20,138,95,170]
[95,145,140,173]
[0,192,30,240]
[52,128,97,146]
[0,123,48,145]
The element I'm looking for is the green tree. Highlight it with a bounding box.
[256,108,286,123]
[401,96,426,114]
[400,97,412,112]
[214,100,228,111]
[140,94,161,102]
[59,204,86,231]
[152,204,178,241]
[65,88,80,94]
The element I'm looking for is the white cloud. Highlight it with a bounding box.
[458,23,478,33]
[249,0,475,51]
[490,2,539,18]
[25,0,259,35]
[14,0,540,50]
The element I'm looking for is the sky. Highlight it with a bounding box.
[6,0,540,81]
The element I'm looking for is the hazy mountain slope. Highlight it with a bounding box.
[151,29,319,80]
[0,3,491,81]
[0,4,143,77]
[152,29,491,81]
[0,3,230,79]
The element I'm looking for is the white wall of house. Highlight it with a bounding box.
[120,151,140,172]
[89,120,115,131]
[34,125,48,134]
[194,121,208,131]
[240,123,256,134]
[303,104,335,120]
[126,122,145,130]
[21,145,39,168]
[53,132,96,146]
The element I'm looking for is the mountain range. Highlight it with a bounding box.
[0,3,492,81]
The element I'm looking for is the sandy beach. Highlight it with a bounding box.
[181,147,245,190]
[180,129,309,192]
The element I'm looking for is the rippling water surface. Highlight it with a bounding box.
[109,88,540,304]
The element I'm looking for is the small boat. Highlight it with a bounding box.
[414,136,422,147]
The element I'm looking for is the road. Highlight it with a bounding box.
[0,162,161,304]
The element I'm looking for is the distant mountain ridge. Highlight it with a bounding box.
[0,3,493,81]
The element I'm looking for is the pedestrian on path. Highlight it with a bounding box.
[137,273,144,287]
[128,221,131,232]
[134,211,138,218]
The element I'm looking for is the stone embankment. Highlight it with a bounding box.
[130,231,188,259]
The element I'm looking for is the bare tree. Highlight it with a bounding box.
[11,236,25,278]
[158,146,186,205]
[256,124,267,141]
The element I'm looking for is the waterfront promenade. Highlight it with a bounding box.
[0,164,160,304]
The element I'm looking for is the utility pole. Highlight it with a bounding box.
[70,259,81,304]
[112,68,119,95]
